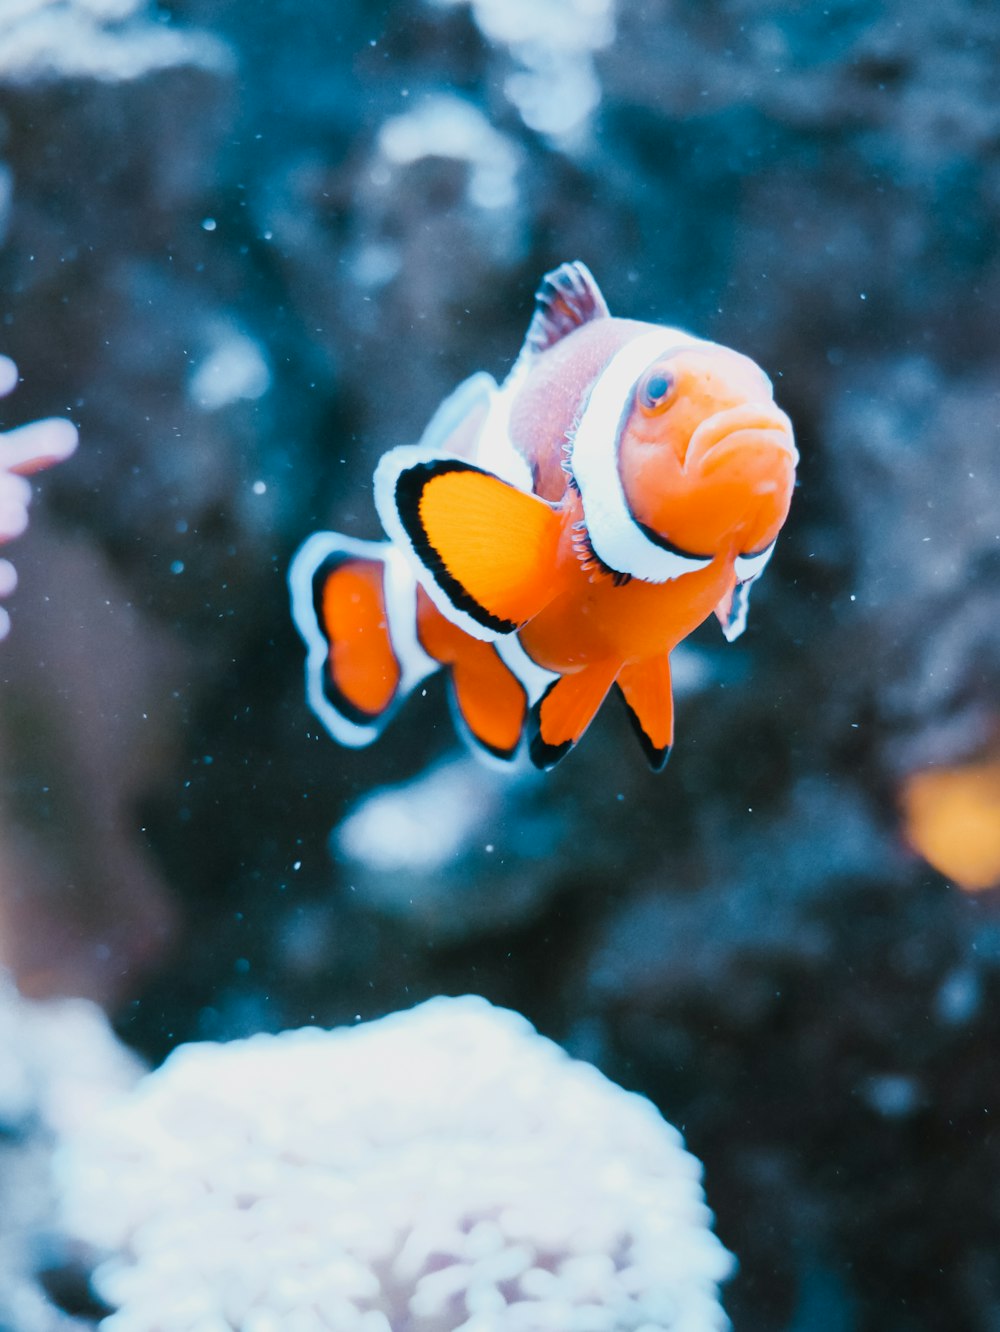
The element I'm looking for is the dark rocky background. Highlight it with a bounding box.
[1,0,999,1328]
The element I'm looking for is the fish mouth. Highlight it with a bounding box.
[685,403,798,470]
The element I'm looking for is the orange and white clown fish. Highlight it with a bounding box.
[290,262,798,770]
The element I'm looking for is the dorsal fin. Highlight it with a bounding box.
[524,261,610,355]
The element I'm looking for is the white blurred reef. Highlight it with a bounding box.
[57,996,732,1332]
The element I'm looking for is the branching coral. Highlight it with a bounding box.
[58,996,733,1332]
[0,356,77,640]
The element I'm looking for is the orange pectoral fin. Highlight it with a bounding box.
[529,663,619,770]
[390,459,561,636]
[617,656,674,770]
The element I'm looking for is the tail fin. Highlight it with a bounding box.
[289,533,435,746]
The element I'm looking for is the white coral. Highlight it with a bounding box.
[0,970,142,1134]
[0,971,143,1332]
[58,996,733,1332]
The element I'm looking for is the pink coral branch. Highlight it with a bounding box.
[0,355,78,640]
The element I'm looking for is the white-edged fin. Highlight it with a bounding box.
[474,369,533,490]
[288,531,435,746]
[496,634,559,706]
[719,543,776,642]
[570,330,716,584]
[412,360,533,488]
[416,368,532,492]
[382,543,439,686]
[417,370,496,456]
[374,446,510,643]
[734,540,775,583]
[718,580,750,643]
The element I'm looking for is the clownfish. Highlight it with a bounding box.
[290,262,797,770]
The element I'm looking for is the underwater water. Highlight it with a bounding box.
[0,0,999,1328]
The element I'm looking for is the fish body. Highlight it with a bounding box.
[290,262,798,769]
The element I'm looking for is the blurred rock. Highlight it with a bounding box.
[0,518,184,1004]
[582,777,897,1024]
[255,90,532,502]
[821,357,1000,776]
[333,756,566,944]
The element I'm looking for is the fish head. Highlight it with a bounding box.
[618,343,798,567]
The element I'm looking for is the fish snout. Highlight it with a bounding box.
[685,403,798,473]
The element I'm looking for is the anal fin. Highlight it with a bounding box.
[417,590,527,761]
[450,650,527,762]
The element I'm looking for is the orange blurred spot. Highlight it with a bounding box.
[901,758,1000,892]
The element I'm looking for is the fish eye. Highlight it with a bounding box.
[637,367,675,413]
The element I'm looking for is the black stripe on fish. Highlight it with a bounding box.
[633,519,713,564]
